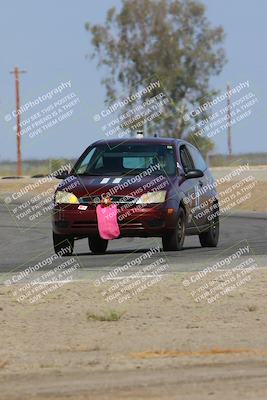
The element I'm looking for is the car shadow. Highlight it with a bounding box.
[73,245,203,257]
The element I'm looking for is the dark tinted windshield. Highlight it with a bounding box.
[74,143,176,176]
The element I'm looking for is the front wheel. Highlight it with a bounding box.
[88,236,108,254]
[199,215,219,247]
[53,232,74,256]
[162,208,186,251]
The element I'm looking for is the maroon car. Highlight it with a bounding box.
[52,137,219,254]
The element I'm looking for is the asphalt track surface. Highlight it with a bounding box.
[0,203,266,281]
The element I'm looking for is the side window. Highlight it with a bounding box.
[188,146,207,172]
[95,156,103,170]
[180,145,194,173]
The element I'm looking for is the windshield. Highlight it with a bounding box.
[73,143,177,176]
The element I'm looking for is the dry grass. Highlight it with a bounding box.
[86,309,125,322]
[218,181,267,212]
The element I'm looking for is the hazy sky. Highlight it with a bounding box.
[0,0,266,161]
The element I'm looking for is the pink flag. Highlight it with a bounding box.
[96,204,120,240]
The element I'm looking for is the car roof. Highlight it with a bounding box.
[91,137,189,147]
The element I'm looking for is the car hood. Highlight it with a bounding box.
[56,174,176,199]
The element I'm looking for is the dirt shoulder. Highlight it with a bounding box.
[1,269,267,399]
[1,172,267,213]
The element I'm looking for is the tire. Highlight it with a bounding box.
[199,214,219,247]
[162,208,186,251]
[88,236,108,254]
[53,232,74,256]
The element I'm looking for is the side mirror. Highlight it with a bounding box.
[54,170,70,180]
[184,169,204,180]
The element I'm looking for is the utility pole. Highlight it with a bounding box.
[10,67,27,176]
[227,83,232,157]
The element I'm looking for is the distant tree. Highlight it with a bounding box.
[85,0,226,140]
[186,132,215,160]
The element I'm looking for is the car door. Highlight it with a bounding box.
[178,144,201,229]
[187,144,211,228]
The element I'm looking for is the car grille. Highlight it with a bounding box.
[79,195,137,206]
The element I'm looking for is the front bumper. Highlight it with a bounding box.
[52,203,177,238]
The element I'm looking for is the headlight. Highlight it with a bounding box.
[55,191,79,204]
[136,191,166,204]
